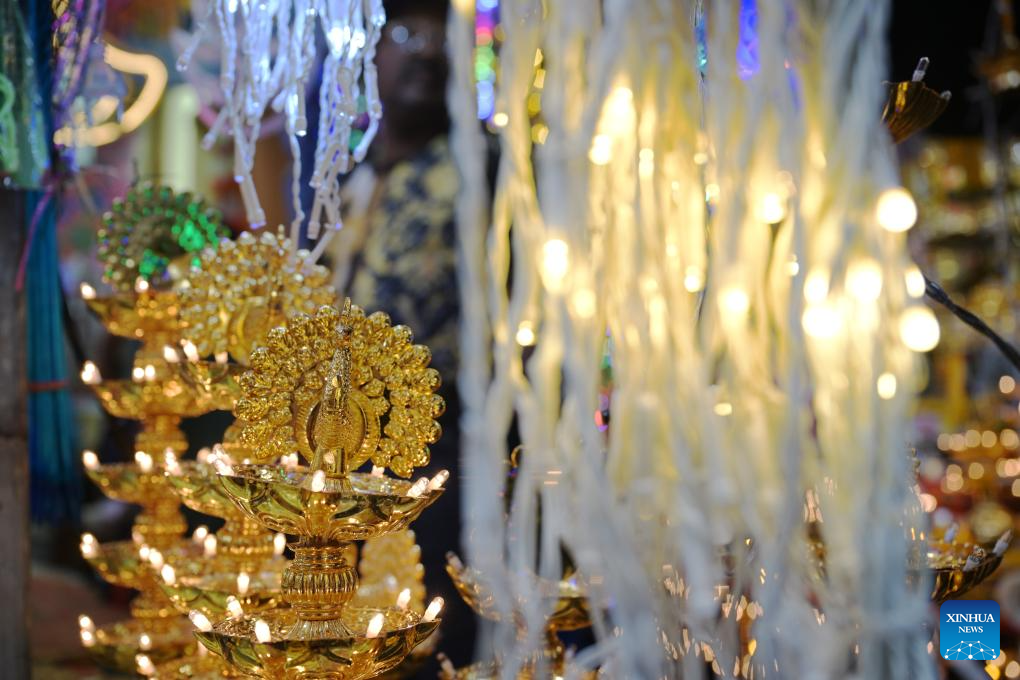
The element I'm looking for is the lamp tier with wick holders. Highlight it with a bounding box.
[442,554,594,680]
[194,303,448,679]
[439,452,594,679]
[77,186,234,672]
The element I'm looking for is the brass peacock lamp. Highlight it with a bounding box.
[193,302,448,679]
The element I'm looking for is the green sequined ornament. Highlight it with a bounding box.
[97,182,230,291]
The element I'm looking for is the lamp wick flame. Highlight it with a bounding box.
[161,564,176,585]
[227,595,244,619]
[396,588,411,610]
[407,477,429,498]
[134,451,154,473]
[236,571,250,595]
[82,450,99,470]
[254,619,272,643]
[81,361,101,385]
[189,610,213,632]
[182,340,200,363]
[428,469,449,491]
[423,597,444,623]
[136,653,155,676]
[366,612,384,639]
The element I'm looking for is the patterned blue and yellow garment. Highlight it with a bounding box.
[327,135,459,387]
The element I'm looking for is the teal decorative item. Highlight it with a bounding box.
[18,0,79,522]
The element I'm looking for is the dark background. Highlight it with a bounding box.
[889,0,1020,135]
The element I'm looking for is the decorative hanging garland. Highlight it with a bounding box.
[177,0,384,256]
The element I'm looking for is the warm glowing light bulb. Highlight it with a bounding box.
[79,615,95,632]
[786,256,800,276]
[189,611,212,632]
[604,86,633,124]
[904,265,926,298]
[638,148,655,177]
[515,322,536,347]
[589,134,612,166]
[804,268,829,303]
[134,277,150,294]
[204,534,217,557]
[1001,375,1017,394]
[713,402,733,416]
[423,597,444,623]
[139,633,152,650]
[161,564,176,585]
[396,588,411,610]
[134,451,154,473]
[719,286,750,316]
[802,303,843,339]
[366,612,384,639]
[132,366,145,382]
[81,361,101,385]
[310,469,326,492]
[877,372,897,400]
[492,111,509,127]
[876,187,917,232]
[192,526,209,544]
[683,266,705,293]
[541,239,570,292]
[274,532,287,556]
[757,192,786,224]
[847,259,883,302]
[236,572,250,595]
[899,305,940,352]
[254,619,272,643]
[705,183,720,204]
[82,450,99,470]
[571,288,597,318]
[80,282,97,300]
[143,364,156,381]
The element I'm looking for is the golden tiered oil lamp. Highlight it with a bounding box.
[192,303,448,679]
[76,287,219,672]
[77,185,231,673]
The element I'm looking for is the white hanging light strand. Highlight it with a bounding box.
[452,0,931,677]
[178,0,384,252]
